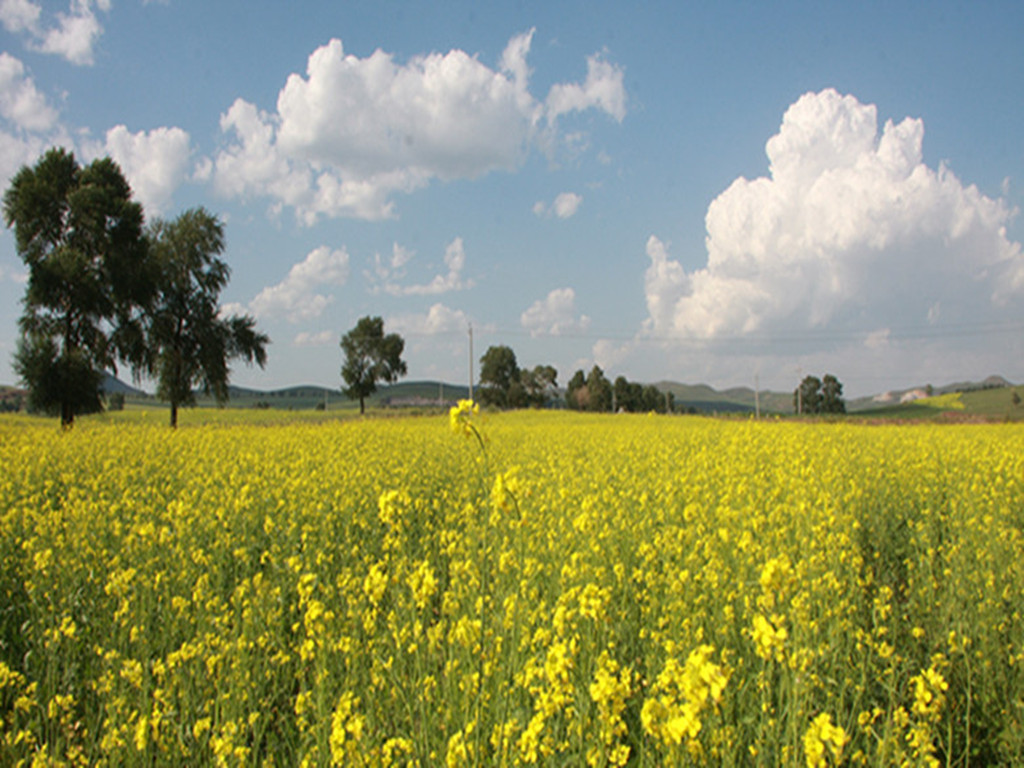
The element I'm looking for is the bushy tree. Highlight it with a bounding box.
[794,375,822,415]
[522,364,558,408]
[820,374,846,414]
[479,345,520,407]
[643,384,674,413]
[4,148,152,426]
[566,369,587,410]
[794,374,845,415]
[586,365,612,412]
[341,316,407,414]
[144,208,269,428]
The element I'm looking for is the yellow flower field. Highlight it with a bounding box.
[1,408,1023,766]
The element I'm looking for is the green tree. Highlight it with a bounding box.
[613,375,644,412]
[4,148,153,427]
[642,384,674,413]
[586,365,612,412]
[820,374,846,414]
[341,316,407,414]
[566,369,586,410]
[522,364,558,408]
[479,345,520,407]
[144,208,269,428]
[794,375,823,415]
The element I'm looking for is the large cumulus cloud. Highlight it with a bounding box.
[212,30,626,223]
[644,89,1023,344]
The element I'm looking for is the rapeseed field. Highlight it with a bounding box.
[1,407,1023,766]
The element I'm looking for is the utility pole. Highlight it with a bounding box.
[755,373,760,419]
[468,324,474,402]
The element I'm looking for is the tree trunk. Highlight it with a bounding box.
[61,400,73,429]
[170,401,178,429]
[359,395,365,415]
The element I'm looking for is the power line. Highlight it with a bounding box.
[397,319,1024,345]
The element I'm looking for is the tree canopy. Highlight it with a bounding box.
[478,345,520,407]
[144,207,269,427]
[794,373,845,415]
[341,316,407,414]
[4,148,151,426]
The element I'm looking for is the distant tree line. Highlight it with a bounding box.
[4,148,269,427]
[476,345,675,413]
[477,345,559,408]
[566,365,675,413]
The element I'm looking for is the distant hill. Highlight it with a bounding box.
[99,372,148,398]
[655,381,794,414]
[6,372,1016,418]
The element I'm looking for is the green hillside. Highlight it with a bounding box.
[854,387,1024,421]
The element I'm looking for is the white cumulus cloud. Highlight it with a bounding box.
[0,52,57,131]
[521,287,591,337]
[293,330,336,347]
[250,245,350,322]
[1,0,110,66]
[553,191,582,218]
[545,51,626,124]
[388,303,471,336]
[212,31,625,222]
[644,88,1024,344]
[534,191,582,219]
[0,52,65,183]
[101,125,191,215]
[376,237,473,296]
[0,0,41,33]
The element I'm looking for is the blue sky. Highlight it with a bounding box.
[1,0,1022,398]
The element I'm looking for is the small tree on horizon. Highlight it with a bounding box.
[341,316,407,414]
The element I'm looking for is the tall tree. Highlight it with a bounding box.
[4,148,152,427]
[820,374,846,414]
[478,345,520,407]
[566,369,586,410]
[586,365,612,412]
[522,364,558,408]
[794,375,823,415]
[341,316,407,414]
[144,208,269,428]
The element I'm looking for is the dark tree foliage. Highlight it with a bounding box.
[566,369,586,410]
[821,374,846,414]
[144,208,269,427]
[341,316,407,414]
[614,375,641,412]
[794,374,845,415]
[586,365,612,412]
[794,375,822,415]
[612,374,673,413]
[4,148,152,427]
[478,345,520,407]
[521,364,558,408]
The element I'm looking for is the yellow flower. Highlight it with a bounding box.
[408,559,437,609]
[751,614,787,662]
[449,399,479,437]
[803,712,847,767]
[363,562,388,606]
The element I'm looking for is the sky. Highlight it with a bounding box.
[0,0,1022,399]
